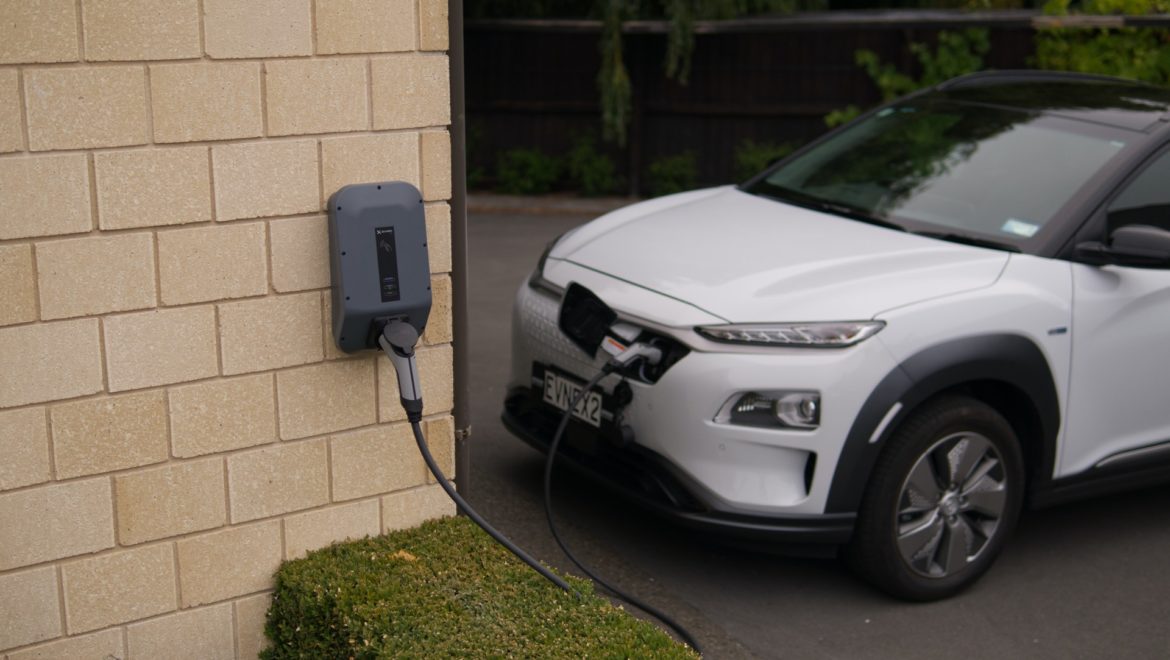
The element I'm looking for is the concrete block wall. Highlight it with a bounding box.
[0,1,455,657]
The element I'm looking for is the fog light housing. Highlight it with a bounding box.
[718,391,821,430]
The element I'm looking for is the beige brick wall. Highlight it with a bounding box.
[0,1,455,656]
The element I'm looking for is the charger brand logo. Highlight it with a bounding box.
[374,226,402,302]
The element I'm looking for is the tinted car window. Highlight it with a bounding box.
[747,101,1130,245]
[1107,149,1170,234]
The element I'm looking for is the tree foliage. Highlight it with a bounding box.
[1033,0,1170,84]
[828,0,1170,132]
[826,28,991,128]
[610,1,817,144]
[733,138,794,179]
[599,0,635,144]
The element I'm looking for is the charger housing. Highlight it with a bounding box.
[328,181,432,353]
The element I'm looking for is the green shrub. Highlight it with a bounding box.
[646,152,698,197]
[495,148,561,194]
[263,516,697,659]
[566,136,620,196]
[733,139,794,180]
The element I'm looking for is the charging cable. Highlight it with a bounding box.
[543,342,703,656]
[383,320,701,655]
[379,321,572,592]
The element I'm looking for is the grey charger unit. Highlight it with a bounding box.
[328,181,432,353]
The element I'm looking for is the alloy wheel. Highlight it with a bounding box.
[894,432,1008,579]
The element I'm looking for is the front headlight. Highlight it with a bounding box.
[695,321,885,347]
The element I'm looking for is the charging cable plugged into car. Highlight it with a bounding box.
[329,182,700,655]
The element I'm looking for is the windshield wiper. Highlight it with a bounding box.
[758,187,906,232]
[810,200,907,231]
[912,230,1021,253]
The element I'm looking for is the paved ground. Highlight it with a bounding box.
[462,199,1170,660]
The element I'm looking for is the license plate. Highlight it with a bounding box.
[542,369,603,427]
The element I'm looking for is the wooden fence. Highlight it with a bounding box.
[466,12,1055,194]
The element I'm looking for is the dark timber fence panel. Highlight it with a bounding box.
[464,13,1083,195]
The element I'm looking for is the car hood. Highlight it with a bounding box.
[551,187,1010,323]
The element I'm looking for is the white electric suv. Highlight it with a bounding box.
[503,71,1170,600]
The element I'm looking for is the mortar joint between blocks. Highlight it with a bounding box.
[206,146,217,222]
[85,153,98,232]
[17,69,31,152]
[365,58,374,132]
[55,563,67,640]
[74,0,85,63]
[260,62,270,138]
[197,0,208,59]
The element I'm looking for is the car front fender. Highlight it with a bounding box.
[825,334,1060,514]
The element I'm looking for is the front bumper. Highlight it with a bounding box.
[502,385,855,544]
[506,272,903,543]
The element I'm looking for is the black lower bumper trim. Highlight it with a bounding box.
[502,387,854,545]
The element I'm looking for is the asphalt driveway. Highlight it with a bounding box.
[462,199,1170,660]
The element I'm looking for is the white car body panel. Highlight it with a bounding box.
[542,259,727,327]
[1062,263,1170,474]
[874,254,1074,477]
[623,344,897,514]
[559,188,1010,322]
[550,186,729,259]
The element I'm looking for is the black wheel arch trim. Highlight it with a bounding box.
[826,334,1060,514]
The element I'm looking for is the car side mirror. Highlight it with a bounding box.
[1075,224,1170,268]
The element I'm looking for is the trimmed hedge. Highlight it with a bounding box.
[263,516,697,658]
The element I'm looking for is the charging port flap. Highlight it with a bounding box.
[558,283,617,358]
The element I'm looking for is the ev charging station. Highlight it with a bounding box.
[328,180,574,592]
[328,182,432,418]
[328,181,431,356]
[328,181,699,653]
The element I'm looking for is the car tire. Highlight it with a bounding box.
[844,395,1025,601]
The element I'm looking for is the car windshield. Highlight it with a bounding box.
[745,100,1131,245]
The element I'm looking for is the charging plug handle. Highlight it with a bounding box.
[379,321,423,420]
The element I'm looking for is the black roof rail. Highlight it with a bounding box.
[936,69,1152,90]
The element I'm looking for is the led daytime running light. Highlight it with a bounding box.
[697,321,885,347]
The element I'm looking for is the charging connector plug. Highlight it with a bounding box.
[379,321,423,422]
[607,343,662,371]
